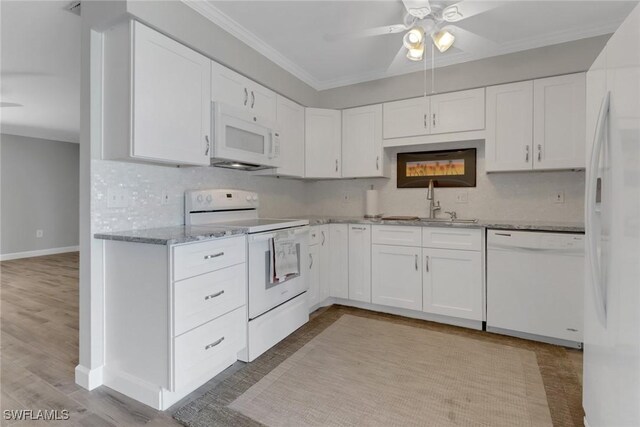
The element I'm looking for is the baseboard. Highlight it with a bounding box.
[75,364,104,390]
[332,298,484,330]
[0,245,79,261]
[102,367,163,410]
[486,326,583,349]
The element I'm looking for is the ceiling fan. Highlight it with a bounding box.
[327,0,501,67]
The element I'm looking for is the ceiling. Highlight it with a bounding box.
[187,0,638,90]
[0,1,80,143]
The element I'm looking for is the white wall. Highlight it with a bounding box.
[306,141,585,222]
[0,133,79,258]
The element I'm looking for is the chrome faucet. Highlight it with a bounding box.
[426,180,441,219]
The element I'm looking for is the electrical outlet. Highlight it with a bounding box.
[456,191,469,204]
[554,191,565,204]
[107,188,130,208]
[341,191,352,204]
[36,229,43,238]
[161,189,170,205]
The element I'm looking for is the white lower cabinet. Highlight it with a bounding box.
[348,224,371,303]
[102,236,247,410]
[423,248,483,321]
[307,225,330,311]
[372,245,422,311]
[329,224,349,299]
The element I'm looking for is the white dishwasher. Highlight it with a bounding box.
[486,229,584,348]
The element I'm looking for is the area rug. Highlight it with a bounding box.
[173,309,570,427]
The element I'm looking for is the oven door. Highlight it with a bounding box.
[212,102,280,168]
[247,226,309,320]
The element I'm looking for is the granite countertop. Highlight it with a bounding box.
[300,216,585,233]
[94,224,249,245]
[94,216,584,245]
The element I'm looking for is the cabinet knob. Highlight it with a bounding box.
[525,145,529,162]
[432,113,436,127]
[335,159,338,172]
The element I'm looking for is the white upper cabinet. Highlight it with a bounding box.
[533,73,586,170]
[342,104,388,178]
[382,89,485,143]
[211,60,277,123]
[383,97,429,139]
[305,108,342,178]
[486,81,534,172]
[275,96,305,177]
[103,21,211,166]
[486,73,586,172]
[430,88,485,134]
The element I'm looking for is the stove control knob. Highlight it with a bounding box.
[246,196,251,201]
[206,195,212,203]
[196,195,204,203]
[252,195,258,202]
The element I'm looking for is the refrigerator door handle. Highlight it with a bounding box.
[586,91,610,327]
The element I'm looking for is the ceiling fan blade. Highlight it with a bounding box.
[324,24,407,42]
[444,25,499,53]
[402,0,432,19]
[387,45,412,73]
[442,0,505,22]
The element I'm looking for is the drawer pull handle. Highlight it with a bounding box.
[205,337,225,350]
[351,226,367,231]
[425,256,430,272]
[204,290,225,300]
[495,233,511,237]
[321,231,326,246]
[415,254,418,271]
[204,252,224,260]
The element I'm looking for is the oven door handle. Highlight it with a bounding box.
[249,226,309,242]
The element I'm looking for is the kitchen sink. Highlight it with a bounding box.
[381,216,478,224]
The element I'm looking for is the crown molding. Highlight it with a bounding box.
[182,0,321,89]
[182,0,620,91]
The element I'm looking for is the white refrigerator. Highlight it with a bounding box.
[584,3,640,427]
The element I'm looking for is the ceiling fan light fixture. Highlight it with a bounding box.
[402,27,424,50]
[432,30,455,53]
[442,5,463,22]
[406,46,424,61]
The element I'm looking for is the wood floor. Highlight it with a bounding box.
[1,252,583,426]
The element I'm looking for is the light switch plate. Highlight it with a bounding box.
[107,188,130,208]
[456,191,469,204]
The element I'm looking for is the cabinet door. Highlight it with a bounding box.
[305,108,342,178]
[382,97,429,139]
[211,60,250,111]
[329,224,349,299]
[430,88,485,134]
[307,243,320,310]
[133,22,210,165]
[533,73,586,170]
[275,96,305,177]
[248,81,277,124]
[317,225,330,301]
[348,225,371,303]
[342,104,385,178]
[372,245,422,310]
[423,248,482,321]
[485,81,534,172]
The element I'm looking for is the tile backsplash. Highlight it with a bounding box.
[91,160,308,233]
[92,140,585,232]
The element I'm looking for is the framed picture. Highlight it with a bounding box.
[397,148,476,188]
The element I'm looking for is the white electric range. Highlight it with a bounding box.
[185,189,310,362]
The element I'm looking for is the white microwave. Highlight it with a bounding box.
[210,102,281,171]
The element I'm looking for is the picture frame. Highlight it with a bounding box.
[397,148,477,188]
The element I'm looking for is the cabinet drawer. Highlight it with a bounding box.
[173,236,245,281]
[372,225,421,247]
[174,263,247,336]
[422,227,482,251]
[173,305,246,391]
